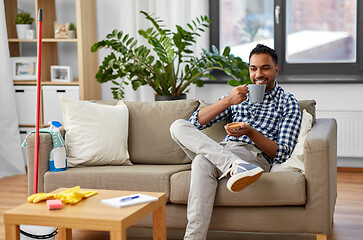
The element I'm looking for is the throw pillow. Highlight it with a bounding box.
[270,109,313,174]
[60,96,132,167]
[125,100,200,164]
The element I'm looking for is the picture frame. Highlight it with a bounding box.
[12,57,37,80]
[50,66,73,82]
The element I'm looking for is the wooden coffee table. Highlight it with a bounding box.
[4,188,166,240]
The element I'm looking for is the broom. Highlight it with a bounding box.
[20,8,57,240]
[33,8,43,194]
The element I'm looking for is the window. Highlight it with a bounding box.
[218,0,274,61]
[285,0,356,64]
[210,0,363,77]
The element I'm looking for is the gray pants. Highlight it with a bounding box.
[170,119,270,240]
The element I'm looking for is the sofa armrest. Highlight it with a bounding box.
[26,132,53,195]
[304,118,337,233]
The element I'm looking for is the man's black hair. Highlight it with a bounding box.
[249,44,278,65]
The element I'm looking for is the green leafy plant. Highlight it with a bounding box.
[15,11,34,25]
[68,23,76,31]
[91,11,251,99]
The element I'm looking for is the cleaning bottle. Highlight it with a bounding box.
[49,121,67,172]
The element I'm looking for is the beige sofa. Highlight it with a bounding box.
[26,99,337,239]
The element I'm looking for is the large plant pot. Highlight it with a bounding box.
[155,94,187,101]
[16,24,32,39]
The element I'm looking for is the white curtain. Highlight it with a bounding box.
[0,1,26,178]
[97,0,209,101]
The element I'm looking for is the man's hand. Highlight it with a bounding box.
[226,85,248,105]
[197,85,248,125]
[225,122,251,138]
[225,121,278,159]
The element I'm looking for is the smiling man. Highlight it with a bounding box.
[170,44,302,240]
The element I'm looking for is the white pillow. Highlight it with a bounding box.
[60,96,132,167]
[270,109,313,174]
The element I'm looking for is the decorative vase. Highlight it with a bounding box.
[155,94,187,101]
[16,24,32,39]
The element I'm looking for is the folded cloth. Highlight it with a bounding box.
[21,128,53,148]
[27,186,98,205]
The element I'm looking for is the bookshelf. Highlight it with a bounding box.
[4,0,100,127]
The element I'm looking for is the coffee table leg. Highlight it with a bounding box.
[152,203,166,240]
[58,227,72,239]
[5,223,20,240]
[110,229,126,240]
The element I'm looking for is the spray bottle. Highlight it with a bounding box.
[49,121,67,172]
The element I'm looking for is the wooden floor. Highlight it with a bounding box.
[1,170,363,240]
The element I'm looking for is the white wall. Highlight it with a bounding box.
[279,83,363,112]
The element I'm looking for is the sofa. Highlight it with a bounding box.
[26,98,337,239]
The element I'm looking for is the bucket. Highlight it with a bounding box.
[20,225,57,240]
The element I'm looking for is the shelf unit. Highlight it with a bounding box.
[4,0,100,127]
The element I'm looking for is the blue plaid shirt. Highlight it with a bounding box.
[189,83,302,164]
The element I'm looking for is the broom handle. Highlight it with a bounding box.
[33,8,43,194]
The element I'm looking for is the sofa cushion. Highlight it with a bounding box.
[170,171,306,206]
[60,96,132,167]
[125,100,200,164]
[44,164,191,201]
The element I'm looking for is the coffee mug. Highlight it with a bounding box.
[248,84,266,103]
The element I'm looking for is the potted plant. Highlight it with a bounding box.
[68,22,76,39]
[91,11,251,100]
[15,11,34,39]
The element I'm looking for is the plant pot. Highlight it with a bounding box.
[67,30,76,39]
[25,29,35,39]
[16,24,32,39]
[155,94,187,101]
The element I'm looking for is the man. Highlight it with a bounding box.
[170,44,301,240]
